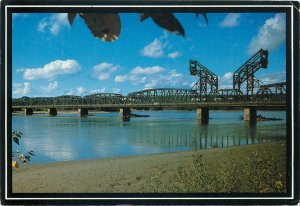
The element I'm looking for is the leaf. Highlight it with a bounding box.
[13,132,21,138]
[12,131,23,144]
[12,136,19,145]
[68,13,77,26]
[196,12,208,24]
[141,13,185,37]
[202,13,208,24]
[25,155,31,161]
[139,13,149,22]
[12,160,19,168]
[80,13,121,42]
[28,151,35,156]
[18,154,24,161]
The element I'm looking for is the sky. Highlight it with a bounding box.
[12,12,286,98]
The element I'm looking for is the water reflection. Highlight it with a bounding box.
[12,110,286,163]
[128,124,274,150]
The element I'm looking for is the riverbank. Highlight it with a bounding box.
[12,140,286,193]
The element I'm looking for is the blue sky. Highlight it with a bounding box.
[12,12,286,98]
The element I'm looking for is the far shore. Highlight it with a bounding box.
[12,140,286,193]
[12,110,111,115]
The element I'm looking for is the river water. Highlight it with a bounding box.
[12,110,286,164]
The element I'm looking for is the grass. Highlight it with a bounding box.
[143,140,286,193]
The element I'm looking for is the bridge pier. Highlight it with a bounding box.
[24,108,33,115]
[197,107,209,124]
[244,107,257,122]
[48,108,57,116]
[78,108,88,117]
[120,108,131,118]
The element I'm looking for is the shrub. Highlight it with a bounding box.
[245,146,286,193]
[143,142,286,193]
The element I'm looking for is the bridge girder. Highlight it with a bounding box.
[208,88,245,102]
[127,88,197,104]
[252,82,286,102]
[84,93,123,98]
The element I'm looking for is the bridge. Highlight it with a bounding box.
[12,49,286,123]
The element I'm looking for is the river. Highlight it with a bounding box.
[12,110,286,164]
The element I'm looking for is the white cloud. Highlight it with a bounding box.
[65,87,88,96]
[223,72,233,81]
[37,13,69,36]
[141,39,164,58]
[112,88,121,93]
[131,66,165,75]
[114,65,189,89]
[13,82,31,95]
[76,87,86,96]
[41,81,59,93]
[167,51,181,59]
[98,73,111,80]
[20,59,80,80]
[114,75,127,82]
[259,71,286,84]
[248,13,286,55]
[93,62,120,81]
[219,13,241,28]
[141,35,181,59]
[143,69,189,88]
[89,88,106,94]
[38,18,48,32]
[93,62,118,72]
[219,72,233,89]
[65,89,74,95]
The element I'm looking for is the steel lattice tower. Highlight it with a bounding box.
[233,49,268,96]
[189,59,218,100]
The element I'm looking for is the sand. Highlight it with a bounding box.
[12,140,286,193]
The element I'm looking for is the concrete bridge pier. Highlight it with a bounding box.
[24,108,33,115]
[244,107,257,122]
[48,108,57,116]
[78,108,88,117]
[120,108,131,118]
[197,107,209,124]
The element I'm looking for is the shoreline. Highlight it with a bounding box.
[12,110,111,115]
[12,140,286,193]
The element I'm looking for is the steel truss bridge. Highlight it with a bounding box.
[12,49,286,110]
[12,86,286,110]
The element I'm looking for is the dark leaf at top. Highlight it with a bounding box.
[195,12,208,24]
[79,13,121,42]
[140,13,185,37]
[68,13,77,26]
[139,13,150,22]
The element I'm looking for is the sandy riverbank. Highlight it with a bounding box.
[12,140,286,193]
